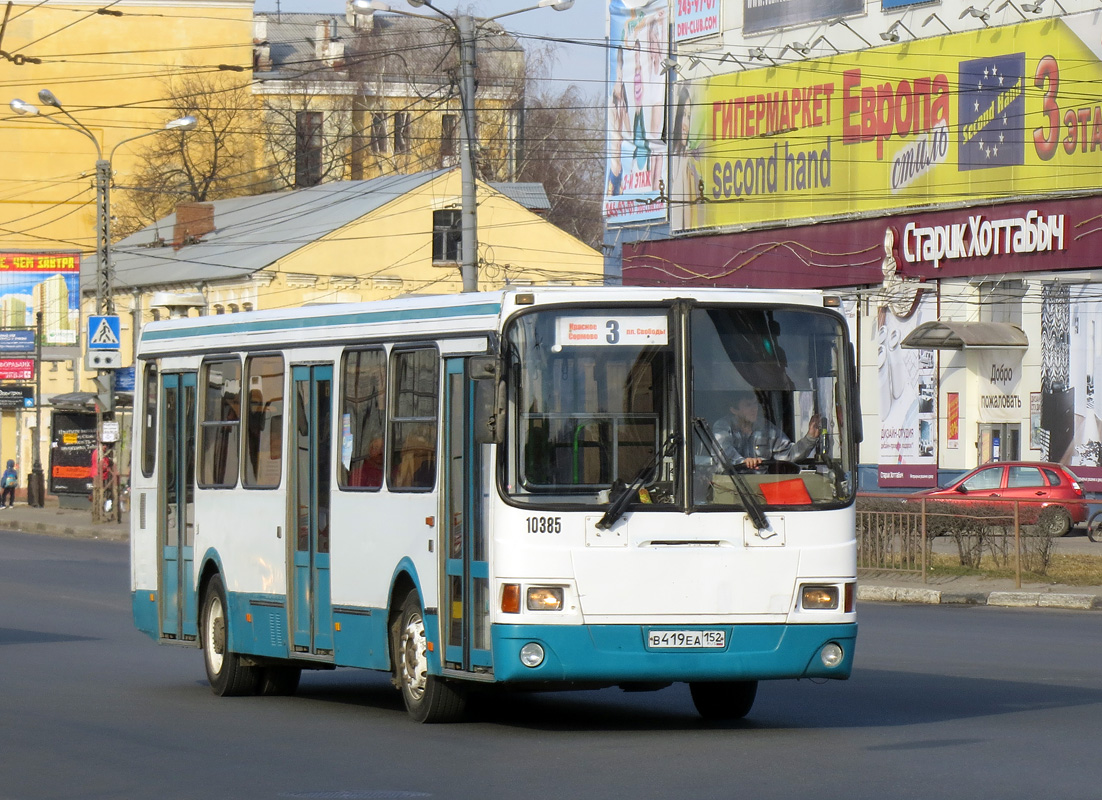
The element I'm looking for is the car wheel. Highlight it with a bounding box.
[1038,507,1072,537]
[392,591,466,723]
[689,680,758,720]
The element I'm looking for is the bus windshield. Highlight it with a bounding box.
[689,305,854,509]
[504,308,677,506]
[503,303,854,510]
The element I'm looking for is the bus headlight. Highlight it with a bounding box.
[801,585,839,610]
[520,642,545,668]
[526,587,564,611]
[820,642,844,668]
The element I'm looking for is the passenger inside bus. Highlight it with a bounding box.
[347,437,384,488]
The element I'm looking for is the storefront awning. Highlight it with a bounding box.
[901,321,1029,350]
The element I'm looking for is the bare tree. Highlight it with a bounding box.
[516,82,604,248]
[347,14,526,181]
[113,73,258,239]
[259,87,355,190]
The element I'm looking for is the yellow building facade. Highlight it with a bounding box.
[1,2,591,501]
[0,0,253,495]
[101,169,602,344]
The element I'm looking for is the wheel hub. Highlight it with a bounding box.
[205,597,226,673]
[399,612,428,700]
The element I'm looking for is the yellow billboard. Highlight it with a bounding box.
[671,11,1102,232]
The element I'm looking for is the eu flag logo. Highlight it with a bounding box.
[958,53,1025,171]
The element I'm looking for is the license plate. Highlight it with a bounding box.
[646,629,726,649]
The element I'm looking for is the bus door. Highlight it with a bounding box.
[442,358,492,674]
[160,372,197,640]
[290,364,334,656]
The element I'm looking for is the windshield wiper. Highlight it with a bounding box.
[595,432,680,530]
[692,417,769,531]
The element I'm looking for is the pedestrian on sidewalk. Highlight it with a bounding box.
[1,459,18,508]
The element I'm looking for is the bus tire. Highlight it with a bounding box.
[258,666,301,696]
[689,680,758,721]
[392,591,466,723]
[201,573,259,697]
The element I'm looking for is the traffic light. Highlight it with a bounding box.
[92,372,115,412]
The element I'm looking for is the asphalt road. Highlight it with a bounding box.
[3,529,1101,800]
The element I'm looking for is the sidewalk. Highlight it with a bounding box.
[0,496,129,543]
[858,569,1102,611]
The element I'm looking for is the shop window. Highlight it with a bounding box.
[978,280,1025,327]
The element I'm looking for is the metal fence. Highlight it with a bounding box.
[855,494,1093,587]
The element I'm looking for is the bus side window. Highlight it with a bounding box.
[339,348,387,490]
[141,362,158,478]
[199,358,241,488]
[389,348,438,491]
[243,354,283,488]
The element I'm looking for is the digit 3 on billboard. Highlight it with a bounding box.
[674,11,1102,233]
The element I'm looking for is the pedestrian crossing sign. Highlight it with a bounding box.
[87,315,121,350]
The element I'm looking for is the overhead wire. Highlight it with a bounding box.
[6,5,1095,266]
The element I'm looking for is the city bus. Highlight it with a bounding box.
[130,286,860,722]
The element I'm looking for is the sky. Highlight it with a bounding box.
[254,0,608,97]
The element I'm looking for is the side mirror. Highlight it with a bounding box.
[955,484,968,494]
[470,356,504,445]
[846,342,862,444]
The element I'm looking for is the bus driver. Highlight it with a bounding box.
[713,392,821,471]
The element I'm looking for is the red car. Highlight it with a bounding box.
[917,461,1087,536]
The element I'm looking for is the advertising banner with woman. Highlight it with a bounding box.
[605,0,668,225]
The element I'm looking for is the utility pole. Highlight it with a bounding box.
[354,0,574,293]
[457,12,478,293]
[6,90,194,521]
[30,311,44,507]
[95,158,114,316]
[93,156,116,523]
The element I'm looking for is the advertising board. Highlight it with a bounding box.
[670,12,1102,233]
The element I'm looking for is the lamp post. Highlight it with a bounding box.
[10,92,197,313]
[353,0,573,293]
[8,92,196,517]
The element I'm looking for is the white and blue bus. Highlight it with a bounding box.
[131,287,860,722]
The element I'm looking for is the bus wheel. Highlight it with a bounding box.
[689,680,758,721]
[201,573,259,697]
[393,591,466,723]
[258,666,301,696]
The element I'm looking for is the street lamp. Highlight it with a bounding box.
[9,91,197,314]
[7,91,196,514]
[353,0,573,293]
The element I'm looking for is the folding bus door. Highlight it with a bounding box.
[159,372,198,640]
[290,364,334,657]
[442,358,492,674]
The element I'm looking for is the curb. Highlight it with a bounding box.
[858,584,1102,611]
[6,518,129,543]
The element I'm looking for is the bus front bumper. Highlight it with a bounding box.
[489,622,856,684]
